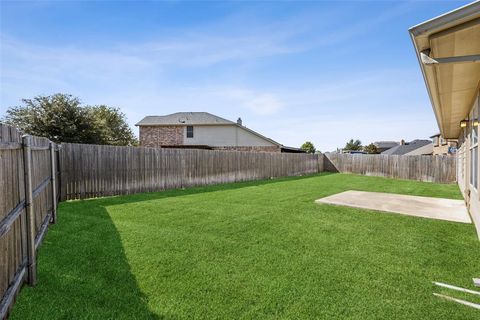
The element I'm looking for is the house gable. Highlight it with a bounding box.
[137,112,282,151]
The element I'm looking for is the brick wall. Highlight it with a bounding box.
[213,146,281,153]
[139,126,281,152]
[139,126,183,148]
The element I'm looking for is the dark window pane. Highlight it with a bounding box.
[186,126,194,138]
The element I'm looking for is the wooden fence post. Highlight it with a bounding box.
[50,141,57,224]
[22,135,37,286]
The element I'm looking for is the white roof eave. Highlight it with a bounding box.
[409,1,480,138]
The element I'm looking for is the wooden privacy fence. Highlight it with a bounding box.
[0,124,59,319]
[1,125,460,318]
[324,153,456,183]
[59,143,324,200]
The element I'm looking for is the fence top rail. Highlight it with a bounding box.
[0,141,22,150]
[29,135,52,148]
[325,152,453,158]
[60,142,321,157]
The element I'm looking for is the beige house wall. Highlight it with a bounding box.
[470,188,480,238]
[183,125,277,147]
[432,136,457,156]
[213,146,280,153]
[457,142,467,197]
[433,143,454,155]
[457,90,480,238]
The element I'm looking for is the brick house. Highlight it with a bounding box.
[136,112,302,153]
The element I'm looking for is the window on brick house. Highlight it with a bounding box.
[186,126,194,138]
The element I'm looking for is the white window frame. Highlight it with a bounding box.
[470,99,479,190]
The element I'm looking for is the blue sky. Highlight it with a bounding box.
[0,0,472,151]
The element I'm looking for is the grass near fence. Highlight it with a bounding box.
[10,173,480,319]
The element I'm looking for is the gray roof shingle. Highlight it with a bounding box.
[381,139,431,155]
[374,141,399,149]
[135,112,234,126]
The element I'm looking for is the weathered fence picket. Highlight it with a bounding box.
[1,123,459,318]
[324,153,456,183]
[0,124,59,319]
[59,143,323,200]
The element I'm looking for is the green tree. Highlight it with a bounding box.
[300,141,316,153]
[87,105,138,146]
[2,93,137,146]
[344,139,362,151]
[363,143,379,154]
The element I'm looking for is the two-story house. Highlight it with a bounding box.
[136,112,303,153]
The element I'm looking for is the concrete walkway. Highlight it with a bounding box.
[316,191,471,223]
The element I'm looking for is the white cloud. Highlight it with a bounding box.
[217,88,283,115]
[0,2,437,151]
[123,35,296,67]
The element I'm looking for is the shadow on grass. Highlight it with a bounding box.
[10,173,334,319]
[9,172,476,319]
[74,172,336,207]
[10,200,162,319]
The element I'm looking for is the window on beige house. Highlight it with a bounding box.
[186,126,194,138]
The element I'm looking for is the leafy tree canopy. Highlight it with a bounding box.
[363,143,379,154]
[2,93,137,146]
[344,139,362,151]
[300,141,316,153]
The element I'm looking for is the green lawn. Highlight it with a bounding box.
[10,173,480,319]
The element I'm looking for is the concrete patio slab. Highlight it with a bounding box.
[315,191,471,223]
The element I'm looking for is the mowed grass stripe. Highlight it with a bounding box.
[10,173,480,319]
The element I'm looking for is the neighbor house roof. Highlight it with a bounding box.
[135,112,235,126]
[404,143,433,156]
[374,141,399,149]
[381,140,432,155]
[409,1,480,138]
